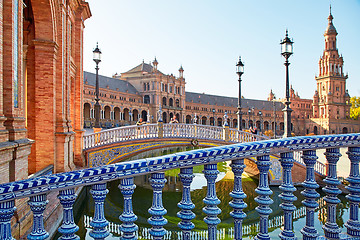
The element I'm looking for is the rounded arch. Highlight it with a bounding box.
[162,97,167,106]
[210,117,215,126]
[141,110,148,122]
[342,127,348,134]
[233,119,237,128]
[144,95,150,104]
[264,121,269,131]
[133,109,139,122]
[114,107,120,121]
[123,108,130,121]
[201,116,207,125]
[163,112,167,123]
[313,126,318,135]
[30,0,57,41]
[175,99,180,108]
[104,106,111,120]
[169,112,174,120]
[169,98,174,107]
[176,113,180,123]
[84,103,91,119]
[217,117,222,127]
[186,115,192,124]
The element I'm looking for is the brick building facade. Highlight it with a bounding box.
[0,0,91,181]
[83,11,360,136]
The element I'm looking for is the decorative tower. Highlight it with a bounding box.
[313,7,349,122]
[267,89,275,101]
[152,57,158,72]
[179,65,184,79]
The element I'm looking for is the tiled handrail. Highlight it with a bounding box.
[1,133,360,239]
[83,123,266,149]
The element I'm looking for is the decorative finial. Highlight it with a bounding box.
[286,29,288,37]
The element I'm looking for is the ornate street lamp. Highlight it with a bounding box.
[236,57,244,130]
[259,111,263,133]
[93,43,102,129]
[280,30,293,138]
[212,108,216,126]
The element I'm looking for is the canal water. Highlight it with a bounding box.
[63,147,352,239]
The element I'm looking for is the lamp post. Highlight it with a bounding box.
[273,99,277,138]
[236,57,244,130]
[248,108,251,128]
[259,111,263,133]
[212,108,215,126]
[93,43,102,129]
[280,30,294,138]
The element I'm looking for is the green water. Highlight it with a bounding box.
[68,161,352,240]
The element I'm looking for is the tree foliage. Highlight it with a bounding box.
[350,96,360,120]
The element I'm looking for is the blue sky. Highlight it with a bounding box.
[83,0,360,100]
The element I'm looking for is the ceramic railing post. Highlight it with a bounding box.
[27,193,49,240]
[300,150,320,240]
[323,148,342,239]
[345,147,360,237]
[58,188,80,240]
[148,172,167,239]
[119,177,138,240]
[203,163,221,240]
[0,200,16,240]
[279,152,297,240]
[90,183,110,239]
[177,167,195,240]
[229,159,247,240]
[254,155,273,240]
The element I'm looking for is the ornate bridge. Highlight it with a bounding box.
[83,123,268,166]
[0,133,359,239]
[82,123,326,184]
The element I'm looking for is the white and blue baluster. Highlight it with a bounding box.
[177,167,195,240]
[148,172,168,239]
[203,163,221,240]
[119,177,138,240]
[279,152,297,240]
[254,155,273,240]
[58,188,80,240]
[0,200,16,240]
[229,159,247,240]
[345,147,360,237]
[300,150,320,240]
[90,183,110,239]
[28,194,49,240]
[322,148,342,239]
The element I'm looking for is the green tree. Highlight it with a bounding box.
[350,96,360,120]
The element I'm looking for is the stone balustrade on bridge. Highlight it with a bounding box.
[0,133,359,239]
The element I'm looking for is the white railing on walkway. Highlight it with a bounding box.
[83,123,268,149]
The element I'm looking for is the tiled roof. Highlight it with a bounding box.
[123,62,153,74]
[84,71,139,95]
[185,92,284,110]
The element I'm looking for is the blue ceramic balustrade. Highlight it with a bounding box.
[0,133,359,239]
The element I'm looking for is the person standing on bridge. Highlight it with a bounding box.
[170,116,179,136]
[136,118,145,138]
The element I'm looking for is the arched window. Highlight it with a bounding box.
[169,98,173,107]
[144,95,150,104]
[162,97,167,106]
[176,99,180,108]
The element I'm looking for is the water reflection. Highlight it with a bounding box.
[68,162,351,240]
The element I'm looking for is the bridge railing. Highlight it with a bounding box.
[83,123,264,149]
[1,133,360,239]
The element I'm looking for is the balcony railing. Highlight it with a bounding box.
[83,123,268,150]
[0,133,359,239]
